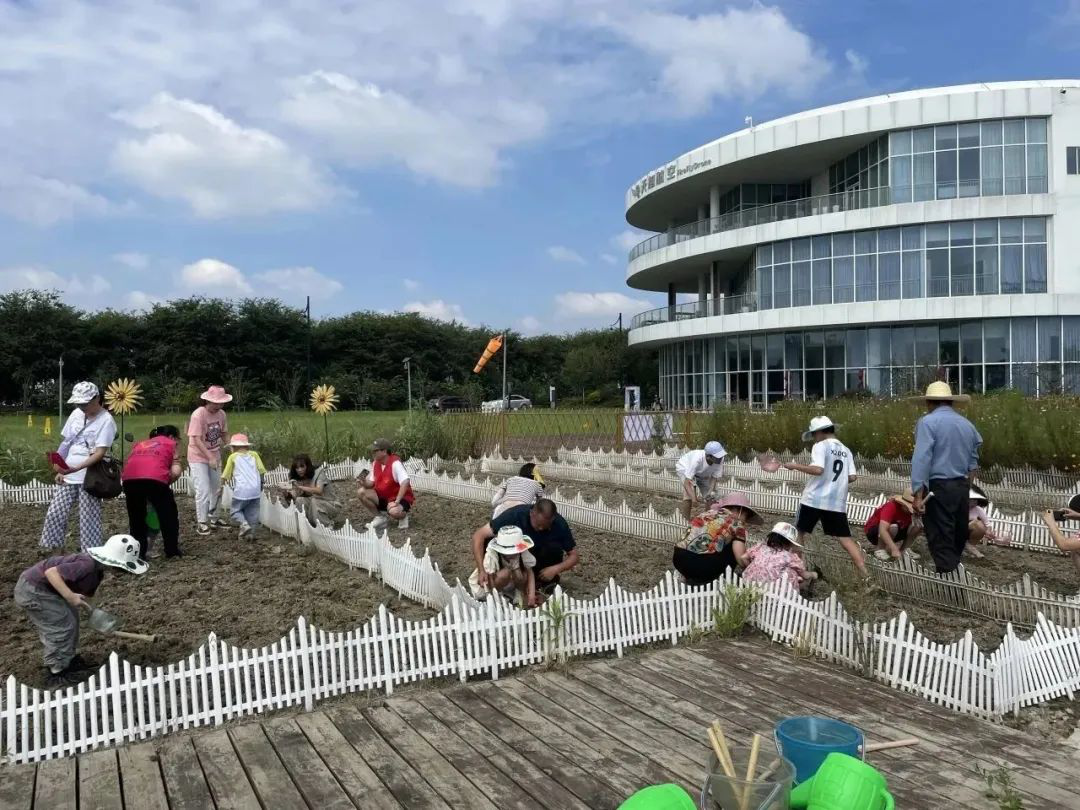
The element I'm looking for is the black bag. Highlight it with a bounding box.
[83,455,123,500]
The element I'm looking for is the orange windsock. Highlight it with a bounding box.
[474,334,504,373]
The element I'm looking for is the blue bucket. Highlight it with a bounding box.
[775,716,863,784]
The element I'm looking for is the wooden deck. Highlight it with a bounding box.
[1,638,1076,809]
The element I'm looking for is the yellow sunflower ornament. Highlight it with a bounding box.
[105,378,142,461]
[310,384,339,457]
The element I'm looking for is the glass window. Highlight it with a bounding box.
[982,146,1003,196]
[936,150,957,199]
[951,246,974,296]
[855,254,876,301]
[878,228,901,252]
[975,220,997,244]
[832,232,854,256]
[957,122,980,148]
[913,153,935,201]
[962,365,983,394]
[812,260,831,306]
[773,264,791,309]
[961,322,982,363]
[1001,245,1023,293]
[1064,317,1080,362]
[804,331,824,368]
[890,156,912,202]
[751,335,765,369]
[984,320,1009,363]
[825,331,845,367]
[936,123,958,149]
[1027,144,1047,192]
[1004,144,1026,194]
[739,335,751,369]
[1025,244,1047,293]
[927,249,950,297]
[892,327,915,365]
[785,333,802,369]
[767,334,783,369]
[976,246,999,295]
[879,252,901,300]
[1023,217,1046,242]
[757,267,773,310]
[940,324,960,365]
[812,235,832,258]
[1000,218,1022,243]
[986,364,1009,391]
[1014,364,1037,395]
[1069,146,1080,176]
[1012,318,1036,362]
[913,127,934,152]
[804,369,824,401]
[1038,364,1062,395]
[902,225,923,250]
[927,223,950,248]
[774,240,791,262]
[902,251,924,298]
[792,262,812,307]
[826,369,846,398]
[916,326,938,366]
[958,149,980,197]
[867,368,891,395]
[1039,317,1061,361]
[855,230,876,254]
[868,328,891,366]
[1004,119,1026,144]
[950,221,974,246]
[1026,117,1047,143]
[981,120,1003,146]
[833,256,854,303]
[756,244,772,266]
[847,329,867,367]
[792,238,812,262]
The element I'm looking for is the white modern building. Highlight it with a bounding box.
[624,80,1080,408]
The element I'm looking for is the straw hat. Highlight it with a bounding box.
[801,415,838,442]
[918,381,970,403]
[767,521,803,548]
[490,526,534,555]
[715,492,763,524]
[89,534,148,575]
[200,385,233,404]
[227,433,252,448]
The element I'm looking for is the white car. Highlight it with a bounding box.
[481,394,533,412]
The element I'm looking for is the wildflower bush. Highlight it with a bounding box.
[704,390,1080,472]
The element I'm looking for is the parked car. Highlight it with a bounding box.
[427,395,471,412]
[480,394,533,412]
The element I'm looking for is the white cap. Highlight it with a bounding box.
[704,440,726,458]
[67,381,99,405]
[768,521,803,548]
[801,416,838,442]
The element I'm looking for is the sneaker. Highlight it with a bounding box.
[238,522,252,540]
[396,515,410,530]
[66,654,97,672]
[46,669,83,688]
[903,549,921,561]
[873,549,892,562]
[366,514,388,531]
[196,523,211,536]
[210,517,230,529]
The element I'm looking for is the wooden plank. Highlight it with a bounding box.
[158,737,215,810]
[386,698,537,810]
[263,717,356,810]
[470,681,652,800]
[294,712,402,810]
[326,705,451,810]
[77,750,122,810]
[442,688,623,810]
[191,729,261,810]
[0,763,36,810]
[31,756,75,810]
[685,641,1080,807]
[412,692,591,810]
[116,743,168,810]
[363,706,498,810]
[228,723,308,810]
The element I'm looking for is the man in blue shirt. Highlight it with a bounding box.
[911,382,982,573]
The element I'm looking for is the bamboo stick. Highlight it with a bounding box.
[707,723,736,779]
[864,737,920,753]
[739,733,762,810]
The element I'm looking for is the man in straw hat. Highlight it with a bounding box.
[13,534,148,687]
[674,440,728,520]
[188,385,232,536]
[910,381,982,574]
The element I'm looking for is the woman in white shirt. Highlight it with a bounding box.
[491,463,546,518]
[40,382,118,551]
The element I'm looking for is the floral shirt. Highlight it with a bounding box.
[676,508,747,555]
[742,545,808,588]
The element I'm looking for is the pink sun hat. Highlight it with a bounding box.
[200,385,233,404]
[715,491,763,524]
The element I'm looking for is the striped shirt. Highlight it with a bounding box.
[491,476,545,517]
[800,438,854,513]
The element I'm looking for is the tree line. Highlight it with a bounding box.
[0,290,658,411]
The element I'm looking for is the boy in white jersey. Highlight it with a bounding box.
[779,416,867,577]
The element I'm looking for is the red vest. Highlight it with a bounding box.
[373,454,414,504]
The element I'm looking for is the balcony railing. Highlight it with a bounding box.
[629,186,894,262]
[630,293,759,330]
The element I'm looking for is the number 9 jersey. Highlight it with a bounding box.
[800,438,855,514]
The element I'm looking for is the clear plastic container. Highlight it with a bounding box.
[699,752,795,809]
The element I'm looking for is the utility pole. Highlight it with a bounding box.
[501,331,508,409]
[58,355,64,426]
[305,296,312,394]
[404,357,412,411]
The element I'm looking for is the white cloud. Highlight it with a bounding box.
[520,315,542,334]
[252,266,344,303]
[0,266,111,298]
[614,6,831,112]
[554,291,650,318]
[112,93,336,218]
[546,245,586,265]
[403,278,421,291]
[0,171,116,227]
[113,252,149,270]
[600,253,617,265]
[403,299,471,325]
[124,290,162,311]
[611,229,647,253]
[845,49,869,76]
[177,258,253,296]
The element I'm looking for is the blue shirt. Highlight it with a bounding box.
[911,405,982,492]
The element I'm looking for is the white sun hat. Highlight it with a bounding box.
[67,381,99,405]
[704,440,726,458]
[767,521,803,549]
[490,525,534,555]
[88,534,149,575]
[801,415,839,442]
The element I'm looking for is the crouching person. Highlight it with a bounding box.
[742,522,817,592]
[14,534,147,687]
[468,526,537,607]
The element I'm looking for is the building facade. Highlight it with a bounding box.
[624,81,1080,408]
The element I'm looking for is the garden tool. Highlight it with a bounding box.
[788,753,894,810]
[84,603,158,643]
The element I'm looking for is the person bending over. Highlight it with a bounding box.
[675,440,727,521]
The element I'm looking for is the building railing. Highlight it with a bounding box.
[630,292,759,329]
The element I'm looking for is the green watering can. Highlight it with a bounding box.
[789,753,894,810]
[618,784,696,810]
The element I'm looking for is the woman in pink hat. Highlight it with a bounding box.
[672,492,761,586]
[187,385,231,535]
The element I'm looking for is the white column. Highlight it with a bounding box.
[709,185,721,234]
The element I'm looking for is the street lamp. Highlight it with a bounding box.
[403,357,412,411]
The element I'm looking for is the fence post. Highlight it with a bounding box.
[109,651,124,748]
[208,632,224,726]
[453,596,469,683]
[378,605,394,696]
[297,616,314,711]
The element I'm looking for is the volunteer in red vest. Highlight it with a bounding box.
[863,489,922,563]
[358,438,414,531]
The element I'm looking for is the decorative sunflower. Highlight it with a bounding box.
[310,384,339,415]
[105,378,142,416]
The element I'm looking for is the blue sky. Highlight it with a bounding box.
[1,0,1078,333]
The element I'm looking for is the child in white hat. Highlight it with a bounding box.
[468,526,537,607]
[742,522,817,591]
[219,434,266,540]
